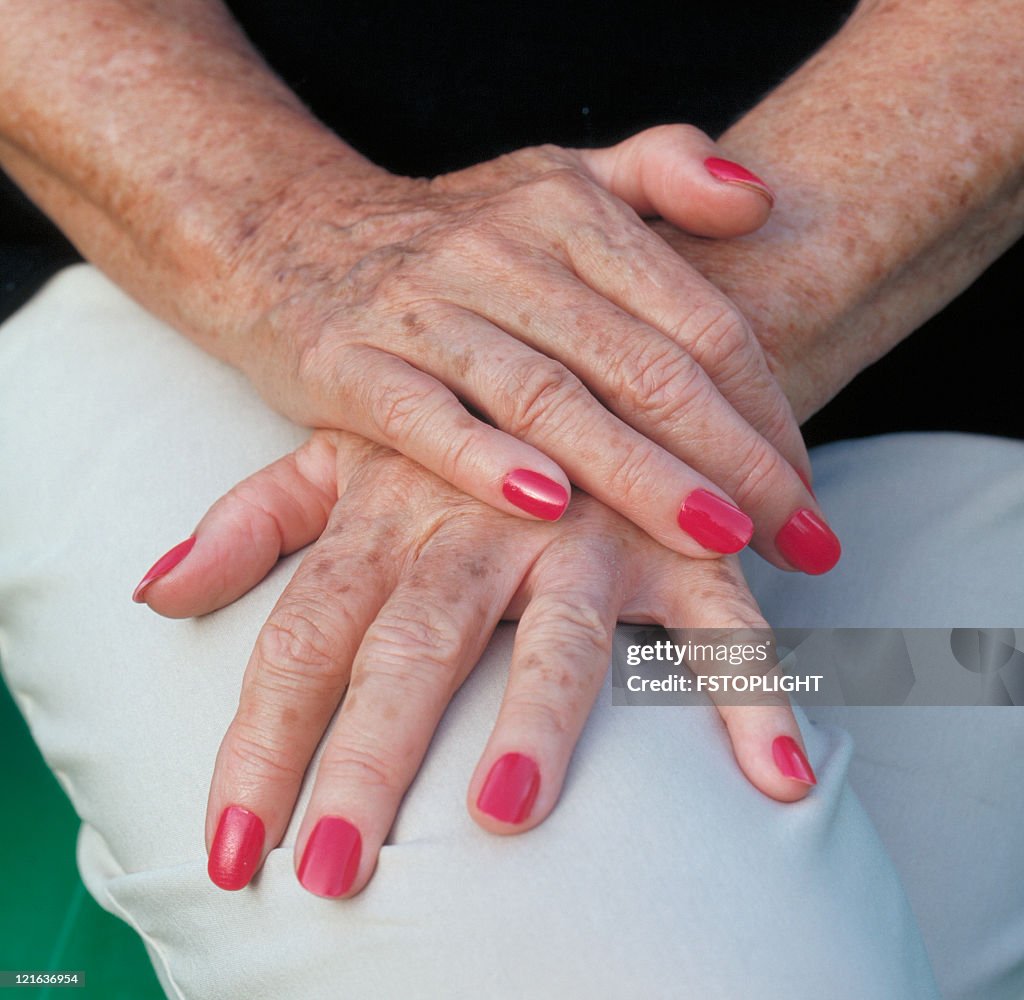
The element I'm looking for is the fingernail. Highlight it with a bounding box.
[772,735,817,785]
[477,752,540,824]
[132,536,196,602]
[502,470,569,521]
[208,805,265,891]
[775,509,841,575]
[677,489,753,554]
[297,816,362,898]
[704,157,775,204]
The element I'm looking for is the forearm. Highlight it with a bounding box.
[0,0,383,363]
[665,0,1024,422]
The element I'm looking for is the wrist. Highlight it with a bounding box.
[662,0,1024,423]
[176,142,400,346]
[0,0,402,369]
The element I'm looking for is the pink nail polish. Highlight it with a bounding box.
[477,753,540,824]
[132,536,196,602]
[677,489,753,554]
[704,157,775,204]
[775,509,841,575]
[772,735,817,785]
[208,805,265,891]
[297,816,362,898]
[502,470,568,521]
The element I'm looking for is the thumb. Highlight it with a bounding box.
[576,124,775,237]
[132,433,338,618]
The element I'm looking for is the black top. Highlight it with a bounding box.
[1,1,1019,442]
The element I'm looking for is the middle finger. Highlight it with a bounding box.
[292,510,536,898]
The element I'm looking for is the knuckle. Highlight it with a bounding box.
[515,597,604,696]
[630,122,708,158]
[672,302,750,364]
[530,593,610,648]
[730,437,788,508]
[498,356,587,438]
[549,528,628,581]
[523,143,577,169]
[224,722,306,785]
[371,374,452,446]
[503,691,575,739]
[506,165,612,228]
[364,603,466,687]
[318,742,402,792]
[220,482,280,549]
[613,443,663,509]
[755,390,803,453]
[704,603,764,632]
[428,222,503,272]
[255,610,341,687]
[526,165,596,205]
[669,122,708,145]
[433,423,487,487]
[615,342,710,426]
[699,598,766,633]
[453,153,620,256]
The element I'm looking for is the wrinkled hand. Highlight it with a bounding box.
[647,214,850,428]
[230,125,838,573]
[137,430,816,899]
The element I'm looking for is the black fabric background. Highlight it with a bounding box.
[1,1,1019,444]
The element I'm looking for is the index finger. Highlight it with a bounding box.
[204,501,396,890]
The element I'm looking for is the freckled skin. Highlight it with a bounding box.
[460,557,491,579]
[2,1,1021,551]
[3,0,1021,430]
[652,0,1024,422]
[9,1,1024,885]
[197,423,815,886]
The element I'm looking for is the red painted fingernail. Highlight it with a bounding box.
[775,509,841,575]
[502,470,569,521]
[772,735,817,785]
[297,816,362,898]
[704,157,775,204]
[477,753,540,824]
[677,489,753,554]
[208,805,265,891]
[132,536,196,602]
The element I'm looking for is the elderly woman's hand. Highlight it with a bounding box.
[229,125,837,573]
[0,2,839,573]
[135,430,815,899]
